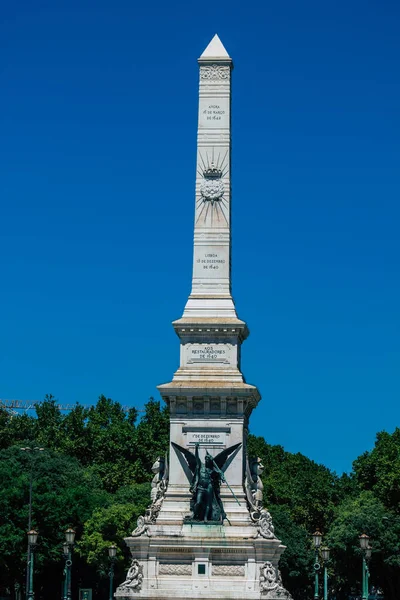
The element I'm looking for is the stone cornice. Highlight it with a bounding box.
[172,317,249,343]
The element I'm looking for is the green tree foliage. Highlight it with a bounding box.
[353,428,400,511]
[130,398,169,481]
[248,434,341,529]
[0,408,37,449]
[0,396,168,600]
[269,505,314,600]
[0,445,109,598]
[327,491,400,600]
[76,484,149,577]
[247,432,400,600]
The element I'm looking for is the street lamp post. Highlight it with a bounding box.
[20,447,44,600]
[63,529,76,600]
[365,544,372,599]
[321,547,330,600]
[63,542,70,600]
[359,533,370,600]
[312,530,322,600]
[108,544,117,600]
[26,530,38,600]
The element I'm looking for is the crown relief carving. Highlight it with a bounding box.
[200,161,225,205]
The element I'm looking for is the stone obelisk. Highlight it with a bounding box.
[182,33,235,319]
[116,35,292,600]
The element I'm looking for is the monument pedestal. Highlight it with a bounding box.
[115,35,292,600]
[117,524,287,600]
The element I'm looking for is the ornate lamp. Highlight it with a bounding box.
[321,547,330,561]
[359,533,370,550]
[27,530,38,545]
[65,528,76,545]
[312,530,323,548]
[108,544,117,559]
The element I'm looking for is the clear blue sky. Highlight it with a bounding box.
[1,1,399,474]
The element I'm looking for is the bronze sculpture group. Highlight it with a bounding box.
[171,441,241,524]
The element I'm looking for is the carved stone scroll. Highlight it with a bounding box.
[260,562,292,599]
[258,509,276,539]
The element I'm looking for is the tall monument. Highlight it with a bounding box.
[116,35,292,600]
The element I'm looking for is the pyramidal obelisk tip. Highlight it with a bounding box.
[200,34,231,59]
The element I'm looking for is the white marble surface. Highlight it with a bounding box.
[199,34,230,59]
[181,31,234,319]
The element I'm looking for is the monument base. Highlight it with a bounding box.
[115,523,292,600]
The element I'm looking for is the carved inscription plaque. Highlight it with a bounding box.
[187,432,227,446]
[186,343,232,365]
[199,98,229,129]
[193,247,229,280]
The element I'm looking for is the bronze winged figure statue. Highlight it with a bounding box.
[171,441,241,523]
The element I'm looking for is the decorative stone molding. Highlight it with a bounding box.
[258,509,276,539]
[200,65,230,80]
[158,564,192,576]
[119,559,143,593]
[260,562,292,599]
[212,565,245,576]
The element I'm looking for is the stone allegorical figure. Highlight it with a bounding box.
[252,457,264,508]
[171,441,241,523]
[246,456,265,518]
[245,455,276,538]
[119,558,143,591]
[150,456,166,503]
